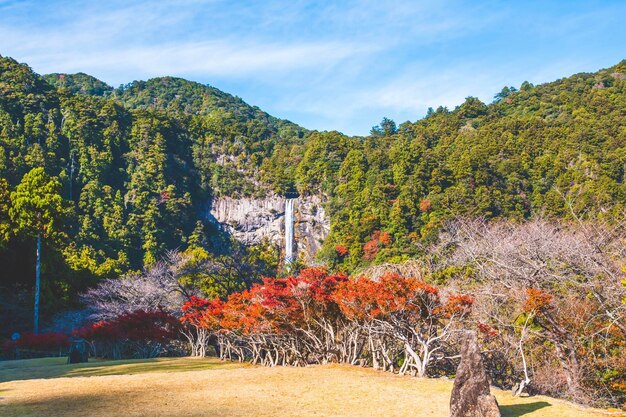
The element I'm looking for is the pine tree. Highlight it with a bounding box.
[9,167,65,333]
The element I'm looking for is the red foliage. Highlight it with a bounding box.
[181,295,213,327]
[3,332,69,353]
[220,289,262,335]
[420,199,432,213]
[190,270,470,337]
[179,269,474,354]
[159,190,171,202]
[254,277,302,333]
[333,277,379,320]
[79,320,114,340]
[291,267,349,305]
[477,322,499,339]
[76,310,180,343]
[198,298,225,330]
[334,273,471,323]
[184,268,352,338]
[116,310,180,342]
[178,268,475,371]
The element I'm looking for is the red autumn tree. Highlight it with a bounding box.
[76,310,179,359]
[180,296,223,357]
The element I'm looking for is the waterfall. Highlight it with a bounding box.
[285,198,295,264]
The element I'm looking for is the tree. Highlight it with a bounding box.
[335,273,472,377]
[493,86,518,103]
[75,310,180,359]
[178,241,278,299]
[180,295,222,357]
[370,117,397,136]
[445,218,626,402]
[0,178,10,246]
[9,168,65,333]
[81,251,196,320]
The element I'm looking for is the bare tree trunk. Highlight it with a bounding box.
[552,338,582,399]
[514,314,532,396]
[34,233,41,334]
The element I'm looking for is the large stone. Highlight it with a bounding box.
[450,331,501,417]
[67,337,88,364]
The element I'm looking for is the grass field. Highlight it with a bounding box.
[0,357,622,417]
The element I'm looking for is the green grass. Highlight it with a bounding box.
[0,356,245,383]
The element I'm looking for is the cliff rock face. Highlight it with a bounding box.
[209,194,329,264]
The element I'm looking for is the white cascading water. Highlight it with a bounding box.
[285,198,295,264]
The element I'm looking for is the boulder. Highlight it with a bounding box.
[450,331,500,417]
[67,337,88,364]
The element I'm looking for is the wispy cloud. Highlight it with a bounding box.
[1,0,625,135]
[5,37,374,83]
[0,1,378,83]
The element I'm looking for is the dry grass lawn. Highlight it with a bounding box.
[0,357,622,417]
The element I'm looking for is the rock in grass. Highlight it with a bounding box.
[450,331,500,417]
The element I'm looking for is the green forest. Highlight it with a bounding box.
[1,54,626,333]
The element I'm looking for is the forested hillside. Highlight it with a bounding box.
[304,62,626,270]
[0,55,305,327]
[1,54,625,330]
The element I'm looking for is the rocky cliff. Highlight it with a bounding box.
[209,194,329,264]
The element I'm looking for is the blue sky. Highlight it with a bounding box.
[1,0,625,135]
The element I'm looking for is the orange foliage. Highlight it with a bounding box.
[523,288,553,313]
[444,294,475,317]
[335,245,349,257]
[378,231,392,246]
[363,231,392,260]
[363,239,379,261]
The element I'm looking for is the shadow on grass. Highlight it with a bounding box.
[0,357,241,383]
[1,390,145,417]
[500,401,551,417]
[0,389,245,417]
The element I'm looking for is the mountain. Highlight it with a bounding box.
[43,73,113,97]
[44,72,306,143]
[0,54,308,327]
[1,53,626,325]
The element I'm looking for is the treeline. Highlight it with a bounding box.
[60,218,624,408]
[175,215,626,407]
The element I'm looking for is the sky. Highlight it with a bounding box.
[0,0,625,136]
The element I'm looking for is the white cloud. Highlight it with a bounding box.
[0,1,378,85]
[4,38,374,84]
[1,0,624,135]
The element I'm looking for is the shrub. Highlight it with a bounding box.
[75,310,181,359]
[2,332,70,358]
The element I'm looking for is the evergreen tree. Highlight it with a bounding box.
[9,167,65,333]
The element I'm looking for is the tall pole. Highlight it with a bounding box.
[34,233,41,334]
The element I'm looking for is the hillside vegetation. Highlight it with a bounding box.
[0,55,304,327]
[0,54,625,337]
[2,55,626,411]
